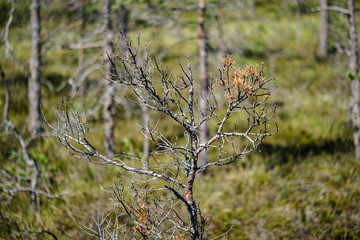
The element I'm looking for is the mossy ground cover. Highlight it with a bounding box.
[1,1,359,239]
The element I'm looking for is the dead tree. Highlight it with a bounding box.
[0,64,57,239]
[48,34,278,239]
[347,0,360,160]
[78,0,87,97]
[116,4,150,169]
[103,0,116,155]
[313,0,360,160]
[28,0,42,135]
[318,0,328,57]
[197,0,209,168]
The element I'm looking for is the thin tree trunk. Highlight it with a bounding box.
[140,104,150,170]
[117,4,127,45]
[1,65,10,122]
[249,0,255,17]
[318,0,328,57]
[78,2,87,97]
[28,0,42,135]
[116,4,150,169]
[217,0,225,62]
[348,0,360,160]
[116,4,132,119]
[296,0,304,43]
[217,0,225,108]
[198,0,208,168]
[103,0,116,155]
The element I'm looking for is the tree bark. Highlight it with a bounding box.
[117,4,127,46]
[318,0,328,57]
[348,0,360,160]
[1,65,10,122]
[140,103,150,170]
[28,0,42,135]
[216,0,226,108]
[78,1,87,97]
[198,0,209,168]
[103,0,116,155]
[249,0,255,17]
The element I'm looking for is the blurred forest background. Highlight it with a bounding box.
[1,0,360,239]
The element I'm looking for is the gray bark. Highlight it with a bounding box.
[28,0,42,135]
[116,4,150,169]
[140,103,150,170]
[318,0,328,57]
[198,0,209,168]
[117,4,127,43]
[103,0,116,155]
[1,65,10,122]
[249,0,255,17]
[78,2,87,97]
[348,0,360,160]
[217,0,225,108]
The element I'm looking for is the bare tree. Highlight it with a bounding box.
[347,0,360,160]
[0,64,57,239]
[318,0,328,57]
[28,0,42,135]
[248,0,256,17]
[3,0,15,59]
[78,0,87,97]
[311,0,360,160]
[197,0,209,168]
[116,3,150,170]
[1,65,10,122]
[48,34,278,239]
[103,0,116,155]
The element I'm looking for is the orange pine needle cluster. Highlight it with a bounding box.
[173,234,185,240]
[135,203,155,235]
[220,55,265,100]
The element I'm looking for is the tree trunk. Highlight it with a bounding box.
[117,4,127,46]
[198,0,209,168]
[318,0,328,57]
[217,0,225,62]
[28,0,42,135]
[140,103,150,170]
[116,4,149,169]
[103,0,116,155]
[1,65,10,122]
[348,0,360,160]
[217,0,225,109]
[78,2,87,97]
[249,0,255,17]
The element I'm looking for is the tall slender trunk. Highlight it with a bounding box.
[296,0,304,43]
[117,4,150,169]
[28,0,42,135]
[217,0,225,62]
[116,4,131,119]
[78,2,87,97]
[249,0,255,17]
[198,0,208,168]
[117,4,127,46]
[217,0,225,108]
[103,0,116,155]
[140,104,150,170]
[318,0,328,57]
[348,0,360,160]
[1,65,10,122]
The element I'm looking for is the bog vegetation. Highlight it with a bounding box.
[1,0,360,239]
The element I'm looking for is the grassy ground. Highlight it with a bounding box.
[1,0,360,239]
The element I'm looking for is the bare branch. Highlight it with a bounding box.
[51,35,277,239]
[312,6,350,15]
